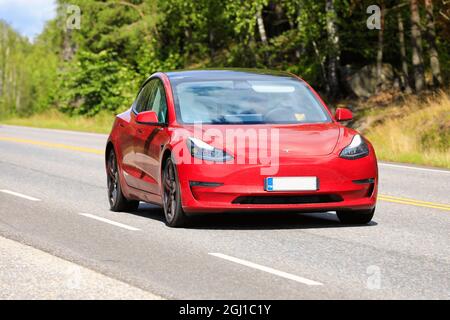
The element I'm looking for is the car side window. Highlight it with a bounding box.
[134,81,154,113]
[145,79,168,123]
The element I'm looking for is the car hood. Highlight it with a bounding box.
[176,122,342,159]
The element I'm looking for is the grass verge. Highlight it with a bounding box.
[356,90,450,169]
[0,110,114,134]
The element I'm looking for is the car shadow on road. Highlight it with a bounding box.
[132,203,378,230]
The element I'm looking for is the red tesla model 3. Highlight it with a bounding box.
[105,70,377,227]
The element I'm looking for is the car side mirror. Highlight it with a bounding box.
[136,111,159,124]
[335,108,353,122]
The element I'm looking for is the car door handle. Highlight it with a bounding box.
[137,128,143,134]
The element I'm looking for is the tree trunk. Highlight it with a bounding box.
[397,12,412,93]
[424,0,442,87]
[286,3,301,59]
[376,2,385,92]
[209,29,215,58]
[312,40,329,94]
[62,29,75,61]
[410,0,425,92]
[325,0,340,98]
[256,8,268,45]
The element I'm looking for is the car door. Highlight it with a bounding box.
[121,81,154,190]
[134,78,170,194]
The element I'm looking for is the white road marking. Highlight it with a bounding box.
[0,189,41,201]
[79,213,140,231]
[209,253,323,286]
[379,162,450,174]
[0,124,108,138]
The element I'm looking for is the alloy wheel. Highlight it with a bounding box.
[163,161,178,222]
[107,150,119,206]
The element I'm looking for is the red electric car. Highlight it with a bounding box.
[105,70,377,227]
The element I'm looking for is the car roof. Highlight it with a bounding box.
[164,68,299,81]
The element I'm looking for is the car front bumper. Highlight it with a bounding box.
[175,154,378,214]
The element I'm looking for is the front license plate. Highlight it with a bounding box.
[265,177,318,191]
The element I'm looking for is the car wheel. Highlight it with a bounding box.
[337,208,375,225]
[107,149,139,212]
[162,158,187,227]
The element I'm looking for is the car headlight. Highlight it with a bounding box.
[340,134,369,159]
[187,137,233,162]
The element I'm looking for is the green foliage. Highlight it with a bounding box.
[26,25,60,113]
[1,0,449,118]
[225,0,268,43]
[59,50,139,115]
[0,21,59,117]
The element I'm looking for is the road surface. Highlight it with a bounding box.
[0,125,449,299]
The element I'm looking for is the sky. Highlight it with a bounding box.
[0,0,57,40]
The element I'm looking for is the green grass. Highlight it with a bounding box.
[0,110,114,134]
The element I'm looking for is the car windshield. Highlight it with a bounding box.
[172,78,331,124]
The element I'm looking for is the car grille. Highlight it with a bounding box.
[232,194,343,205]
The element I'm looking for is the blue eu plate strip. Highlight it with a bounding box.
[266,177,273,191]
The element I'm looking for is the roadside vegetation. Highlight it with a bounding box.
[0,0,449,168]
[1,110,114,134]
[356,90,450,168]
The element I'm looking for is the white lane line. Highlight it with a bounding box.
[0,124,108,138]
[379,162,450,174]
[209,253,323,286]
[79,213,140,231]
[0,189,41,201]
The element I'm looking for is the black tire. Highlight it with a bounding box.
[107,149,139,212]
[162,158,187,227]
[337,208,375,225]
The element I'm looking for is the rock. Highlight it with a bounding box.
[346,64,395,98]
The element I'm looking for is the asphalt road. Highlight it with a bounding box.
[0,124,449,299]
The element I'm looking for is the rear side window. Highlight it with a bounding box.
[145,80,168,123]
[134,81,155,113]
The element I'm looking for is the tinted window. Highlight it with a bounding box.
[145,80,167,123]
[134,81,155,113]
[172,79,331,124]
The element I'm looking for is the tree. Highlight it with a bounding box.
[2,0,450,120]
[256,6,268,46]
[397,11,412,93]
[424,0,442,87]
[325,0,340,98]
[410,0,425,91]
[0,21,54,116]
[376,1,385,92]
[59,50,138,115]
